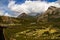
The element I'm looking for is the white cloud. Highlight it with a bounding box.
[8,0,60,16]
[0,10,12,17]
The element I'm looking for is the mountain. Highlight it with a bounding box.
[36,6,60,29]
[0,6,60,25]
[37,6,60,22]
[18,13,37,23]
[18,13,27,18]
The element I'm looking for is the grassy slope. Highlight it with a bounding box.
[1,15,59,40]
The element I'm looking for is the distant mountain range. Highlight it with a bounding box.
[0,6,60,25]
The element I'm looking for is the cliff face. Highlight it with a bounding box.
[37,6,60,22]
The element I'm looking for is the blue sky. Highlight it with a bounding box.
[15,0,57,4]
[0,0,58,6]
[0,0,59,17]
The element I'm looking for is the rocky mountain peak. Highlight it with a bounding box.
[18,13,27,18]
